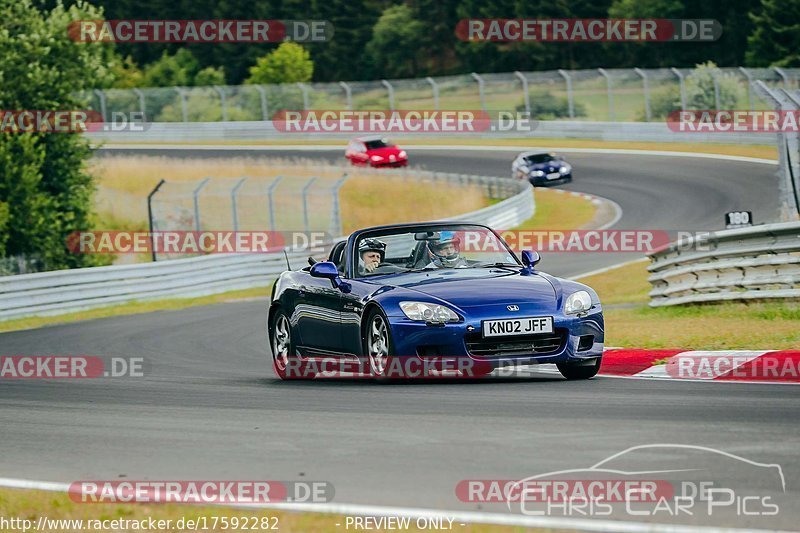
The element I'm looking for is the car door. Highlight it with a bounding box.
[294,273,344,354]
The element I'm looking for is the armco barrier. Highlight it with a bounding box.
[0,171,533,321]
[647,221,800,306]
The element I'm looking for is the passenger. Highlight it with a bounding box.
[426,231,468,268]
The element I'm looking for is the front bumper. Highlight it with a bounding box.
[529,172,572,186]
[372,159,408,167]
[386,307,603,369]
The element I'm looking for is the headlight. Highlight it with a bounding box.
[399,301,459,323]
[532,170,545,177]
[398,150,407,158]
[564,290,592,315]
[370,155,383,162]
[559,164,571,174]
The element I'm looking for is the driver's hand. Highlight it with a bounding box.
[365,261,379,272]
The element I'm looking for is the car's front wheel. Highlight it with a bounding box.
[364,309,395,379]
[557,358,601,380]
[270,310,315,380]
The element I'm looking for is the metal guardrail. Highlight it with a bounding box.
[0,171,533,321]
[86,119,772,145]
[647,222,800,306]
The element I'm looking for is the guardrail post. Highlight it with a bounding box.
[297,83,311,111]
[254,85,269,120]
[132,88,146,121]
[230,177,248,231]
[670,68,687,111]
[339,81,352,110]
[425,77,439,111]
[330,174,349,236]
[267,176,283,231]
[471,73,487,113]
[177,87,188,122]
[775,67,790,88]
[634,68,651,121]
[147,179,166,262]
[302,177,319,232]
[381,80,395,110]
[213,86,228,121]
[558,69,575,118]
[514,71,530,115]
[597,68,614,121]
[193,178,211,232]
[738,67,755,111]
[93,89,107,122]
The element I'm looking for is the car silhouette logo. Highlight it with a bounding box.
[507,305,519,311]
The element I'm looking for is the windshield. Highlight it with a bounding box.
[363,138,393,150]
[524,153,557,164]
[354,224,519,277]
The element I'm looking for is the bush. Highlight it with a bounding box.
[245,42,313,85]
[516,89,586,119]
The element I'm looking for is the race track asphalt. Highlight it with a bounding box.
[1,146,796,530]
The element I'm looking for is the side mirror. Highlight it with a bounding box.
[310,261,350,292]
[521,250,540,275]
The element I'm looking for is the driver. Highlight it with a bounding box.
[358,238,386,274]
[426,231,468,268]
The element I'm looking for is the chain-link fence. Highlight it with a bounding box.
[82,67,800,123]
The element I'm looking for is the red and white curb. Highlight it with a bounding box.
[599,348,800,384]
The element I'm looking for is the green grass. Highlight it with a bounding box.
[579,260,800,349]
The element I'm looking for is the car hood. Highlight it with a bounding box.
[366,146,403,158]
[527,159,566,172]
[370,270,557,309]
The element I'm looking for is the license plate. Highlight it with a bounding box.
[546,172,561,180]
[482,316,553,337]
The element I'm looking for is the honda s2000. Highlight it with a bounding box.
[267,222,604,380]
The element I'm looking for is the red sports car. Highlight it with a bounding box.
[345,136,408,167]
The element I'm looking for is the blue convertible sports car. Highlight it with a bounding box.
[267,222,604,381]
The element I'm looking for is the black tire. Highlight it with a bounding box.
[557,358,601,380]
[270,309,316,380]
[362,308,396,379]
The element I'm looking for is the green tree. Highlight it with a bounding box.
[0,0,112,270]
[142,48,200,87]
[367,5,426,78]
[245,42,314,85]
[194,66,226,86]
[746,0,800,66]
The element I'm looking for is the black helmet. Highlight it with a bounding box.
[358,238,386,262]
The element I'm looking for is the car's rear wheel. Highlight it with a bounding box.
[270,310,315,380]
[557,358,601,380]
[364,310,395,379]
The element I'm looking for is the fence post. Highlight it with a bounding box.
[598,68,614,121]
[671,68,687,111]
[302,177,319,232]
[738,67,755,111]
[230,177,248,231]
[514,71,530,115]
[132,88,146,121]
[774,67,790,88]
[558,69,575,119]
[147,179,166,262]
[297,83,311,111]
[634,68,651,121]
[711,71,721,110]
[93,89,107,122]
[254,85,269,120]
[425,77,439,111]
[339,81,352,110]
[381,79,395,110]
[471,73,487,113]
[330,174,349,236]
[193,178,211,232]
[213,86,228,121]
[177,88,188,122]
[267,176,283,231]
